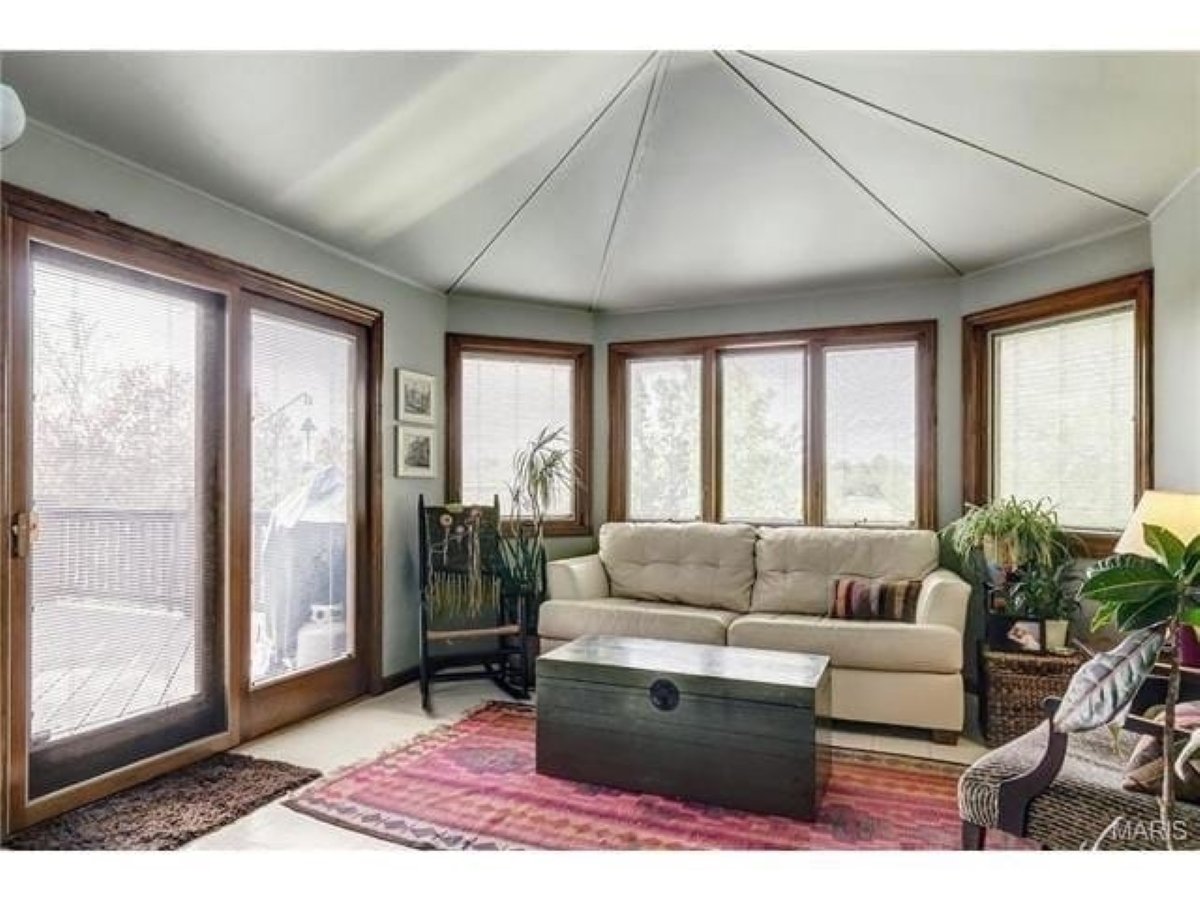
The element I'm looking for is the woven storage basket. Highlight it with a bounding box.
[983,649,1083,747]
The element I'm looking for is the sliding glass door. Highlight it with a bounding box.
[3,195,382,833]
[242,295,370,739]
[9,232,228,808]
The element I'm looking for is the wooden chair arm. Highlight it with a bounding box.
[995,698,1069,836]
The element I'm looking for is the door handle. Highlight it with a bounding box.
[11,510,39,558]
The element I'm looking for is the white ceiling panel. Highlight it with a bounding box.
[2,50,1195,310]
[454,62,658,305]
[743,53,1146,272]
[753,51,1200,214]
[599,53,951,310]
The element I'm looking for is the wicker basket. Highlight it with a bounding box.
[983,649,1083,747]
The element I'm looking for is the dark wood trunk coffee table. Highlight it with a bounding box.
[536,635,831,820]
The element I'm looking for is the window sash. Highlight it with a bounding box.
[719,347,806,525]
[823,343,919,528]
[988,304,1137,532]
[626,355,704,522]
[460,351,577,519]
[962,271,1152,557]
[446,334,593,537]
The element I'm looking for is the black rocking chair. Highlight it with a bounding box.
[417,495,531,712]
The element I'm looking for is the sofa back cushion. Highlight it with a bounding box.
[752,526,938,614]
[599,522,757,613]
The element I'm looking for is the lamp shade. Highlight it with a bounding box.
[1114,490,1200,557]
[0,83,27,150]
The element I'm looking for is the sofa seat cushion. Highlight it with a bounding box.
[600,522,757,613]
[727,613,961,674]
[538,598,736,646]
[752,526,938,615]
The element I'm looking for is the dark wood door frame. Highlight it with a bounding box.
[1,185,385,833]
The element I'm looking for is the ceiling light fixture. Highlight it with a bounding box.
[1,83,28,150]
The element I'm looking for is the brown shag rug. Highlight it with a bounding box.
[4,752,320,851]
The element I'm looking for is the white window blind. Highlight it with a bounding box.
[28,243,213,743]
[824,344,918,526]
[720,349,806,523]
[460,353,575,517]
[628,357,702,521]
[992,306,1135,531]
[251,311,356,685]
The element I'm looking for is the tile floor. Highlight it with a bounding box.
[187,681,989,850]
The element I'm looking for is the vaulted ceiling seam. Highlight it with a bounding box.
[444,51,658,294]
[589,52,671,311]
[713,50,964,277]
[736,51,1150,218]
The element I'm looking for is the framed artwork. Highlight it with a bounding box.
[396,368,436,425]
[396,425,436,478]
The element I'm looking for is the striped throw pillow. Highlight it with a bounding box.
[831,578,922,622]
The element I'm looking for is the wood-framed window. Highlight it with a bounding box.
[445,333,593,537]
[608,321,938,529]
[962,271,1153,557]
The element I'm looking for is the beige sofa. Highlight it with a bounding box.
[540,522,970,742]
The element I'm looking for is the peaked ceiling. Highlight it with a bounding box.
[2,50,1197,310]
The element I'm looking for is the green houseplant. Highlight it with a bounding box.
[498,425,580,613]
[1053,524,1200,849]
[943,497,1079,647]
[1008,560,1081,651]
[946,496,1070,574]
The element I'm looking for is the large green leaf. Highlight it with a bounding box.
[1181,537,1200,586]
[1053,628,1164,733]
[1090,603,1118,631]
[1144,524,1186,573]
[1081,554,1177,604]
[1113,591,1178,630]
[1180,606,1200,627]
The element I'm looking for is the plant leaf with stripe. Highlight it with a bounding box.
[1053,627,1164,733]
[1081,555,1176,604]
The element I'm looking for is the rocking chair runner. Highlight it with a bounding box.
[417,495,531,712]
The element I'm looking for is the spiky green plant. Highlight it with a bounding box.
[946,496,1071,571]
[499,425,581,602]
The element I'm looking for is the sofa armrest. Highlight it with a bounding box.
[546,554,609,601]
[915,568,971,634]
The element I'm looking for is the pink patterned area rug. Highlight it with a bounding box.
[286,701,1025,850]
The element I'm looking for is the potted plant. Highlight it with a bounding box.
[1053,524,1200,849]
[499,425,580,621]
[947,496,1069,573]
[1007,560,1081,652]
[944,497,1073,612]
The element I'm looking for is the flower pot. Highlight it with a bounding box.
[1043,619,1070,653]
[982,536,1020,572]
[1179,624,1200,668]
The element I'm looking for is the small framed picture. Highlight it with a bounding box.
[1005,619,1045,654]
[396,368,436,425]
[396,425,436,478]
